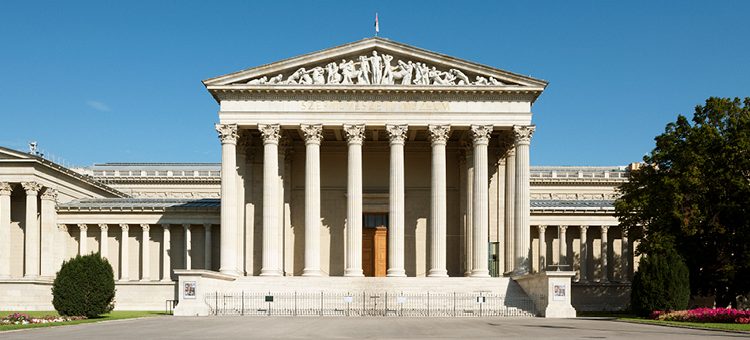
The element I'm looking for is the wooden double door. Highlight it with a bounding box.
[362,213,388,277]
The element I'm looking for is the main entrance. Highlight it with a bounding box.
[362,213,388,277]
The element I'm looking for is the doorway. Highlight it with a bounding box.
[362,213,388,277]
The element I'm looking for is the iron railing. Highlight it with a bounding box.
[204,291,537,317]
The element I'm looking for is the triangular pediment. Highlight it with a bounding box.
[0,146,33,160]
[204,38,547,89]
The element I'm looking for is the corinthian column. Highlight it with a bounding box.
[22,182,42,278]
[162,224,171,281]
[580,225,588,282]
[77,224,88,255]
[120,224,129,281]
[428,125,450,277]
[98,224,109,260]
[386,124,408,277]
[259,124,282,276]
[184,224,192,270]
[301,124,323,276]
[600,225,609,283]
[513,125,535,274]
[462,145,473,276]
[559,225,568,268]
[140,224,150,281]
[216,123,240,276]
[0,182,12,278]
[538,225,547,272]
[501,137,516,274]
[343,124,365,277]
[40,189,57,277]
[470,125,492,278]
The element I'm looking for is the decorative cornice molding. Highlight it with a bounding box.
[0,182,12,196]
[300,124,323,144]
[385,124,408,144]
[428,125,450,145]
[21,181,43,195]
[258,124,281,144]
[470,125,493,145]
[513,125,535,145]
[343,124,366,144]
[215,123,239,144]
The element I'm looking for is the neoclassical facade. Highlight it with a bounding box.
[0,38,637,314]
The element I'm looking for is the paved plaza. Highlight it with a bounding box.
[1,317,746,339]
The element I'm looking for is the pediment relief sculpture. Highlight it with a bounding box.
[243,51,515,87]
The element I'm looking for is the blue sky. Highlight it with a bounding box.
[1,1,748,166]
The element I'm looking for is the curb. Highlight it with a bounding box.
[617,318,750,335]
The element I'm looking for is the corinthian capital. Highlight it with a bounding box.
[21,181,43,195]
[40,188,58,201]
[300,124,323,144]
[215,123,239,144]
[385,125,408,144]
[428,125,451,144]
[343,124,366,144]
[513,125,535,145]
[258,124,281,144]
[0,182,12,196]
[470,125,493,145]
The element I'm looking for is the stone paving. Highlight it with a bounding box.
[0,316,747,339]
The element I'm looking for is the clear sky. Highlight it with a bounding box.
[1,1,748,167]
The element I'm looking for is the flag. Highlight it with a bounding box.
[374,13,379,36]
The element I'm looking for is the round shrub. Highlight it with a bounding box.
[631,247,690,316]
[52,253,115,317]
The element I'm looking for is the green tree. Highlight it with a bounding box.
[630,246,690,316]
[52,253,116,317]
[615,97,750,307]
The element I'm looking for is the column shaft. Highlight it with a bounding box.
[463,148,473,276]
[504,149,516,274]
[621,229,630,282]
[559,225,568,267]
[120,224,129,281]
[184,224,192,270]
[216,123,239,276]
[513,125,535,274]
[204,224,212,270]
[344,124,365,277]
[162,224,171,281]
[428,125,450,277]
[40,189,57,277]
[259,124,282,276]
[538,225,547,272]
[601,226,609,283]
[99,224,109,260]
[470,125,491,277]
[0,183,10,278]
[22,182,42,278]
[386,124,407,277]
[580,226,588,282]
[301,124,322,276]
[141,224,150,281]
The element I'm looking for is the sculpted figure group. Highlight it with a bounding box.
[246,51,508,86]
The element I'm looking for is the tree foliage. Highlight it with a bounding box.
[630,247,690,316]
[615,97,750,307]
[52,253,116,317]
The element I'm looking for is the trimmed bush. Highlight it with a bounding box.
[52,253,115,317]
[630,247,690,316]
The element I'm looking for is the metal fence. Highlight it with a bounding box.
[204,291,537,317]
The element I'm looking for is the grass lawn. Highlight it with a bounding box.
[0,311,163,332]
[620,317,750,332]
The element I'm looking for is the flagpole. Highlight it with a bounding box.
[374,13,379,37]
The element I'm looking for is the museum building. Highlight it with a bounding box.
[0,38,638,316]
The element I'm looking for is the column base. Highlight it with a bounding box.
[259,269,282,277]
[427,269,448,277]
[119,278,131,282]
[470,270,490,278]
[386,269,406,277]
[344,269,364,277]
[301,269,323,277]
[23,274,39,279]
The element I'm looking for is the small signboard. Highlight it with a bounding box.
[265,295,274,302]
[343,296,353,303]
[553,284,567,301]
[396,296,407,304]
[183,281,196,299]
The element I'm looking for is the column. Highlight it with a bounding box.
[77,224,88,255]
[236,134,249,275]
[504,147,516,274]
[386,124,407,277]
[463,146,473,276]
[0,182,12,278]
[343,124,365,277]
[559,225,568,268]
[216,123,239,276]
[579,226,588,282]
[57,224,68,271]
[600,225,609,283]
[513,125,535,274]
[161,224,171,281]
[204,223,213,270]
[259,124,282,276]
[621,228,630,282]
[120,224,129,281]
[470,125,492,277]
[301,124,323,276]
[40,189,57,277]
[428,125,450,277]
[140,224,150,281]
[22,182,42,278]
[538,225,547,272]
[184,224,192,270]
[99,224,109,260]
